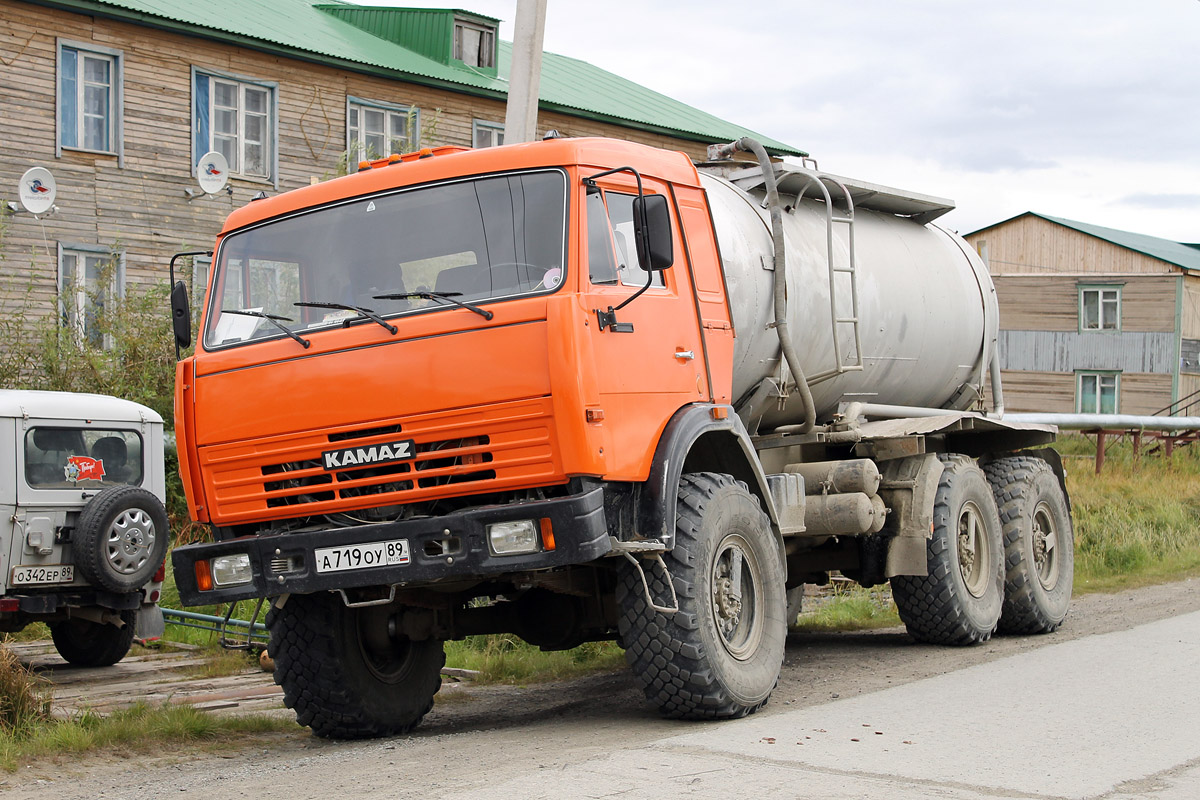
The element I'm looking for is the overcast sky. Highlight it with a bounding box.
[365,1,1199,241]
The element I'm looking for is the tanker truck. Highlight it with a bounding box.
[168,136,1073,739]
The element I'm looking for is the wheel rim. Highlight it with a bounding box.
[709,532,764,661]
[1032,501,1060,591]
[105,508,156,575]
[956,500,992,598]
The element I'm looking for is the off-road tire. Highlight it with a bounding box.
[72,485,169,593]
[50,610,136,667]
[266,592,444,739]
[891,454,1004,645]
[617,472,786,719]
[983,456,1074,634]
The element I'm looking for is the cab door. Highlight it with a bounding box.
[580,177,709,481]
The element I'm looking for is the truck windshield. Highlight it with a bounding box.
[203,169,567,349]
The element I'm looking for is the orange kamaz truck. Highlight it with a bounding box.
[170,136,1072,739]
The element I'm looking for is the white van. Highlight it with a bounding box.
[0,390,167,666]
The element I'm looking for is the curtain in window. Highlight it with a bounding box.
[60,47,79,149]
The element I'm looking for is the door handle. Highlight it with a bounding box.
[674,349,695,361]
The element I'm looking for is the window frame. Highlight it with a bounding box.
[346,96,420,162]
[1078,283,1122,333]
[56,242,125,348]
[1076,370,1120,414]
[192,67,279,186]
[453,18,496,69]
[472,120,506,149]
[56,38,124,166]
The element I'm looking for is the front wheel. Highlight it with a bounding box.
[617,472,786,719]
[50,610,136,666]
[891,454,1004,645]
[267,593,444,739]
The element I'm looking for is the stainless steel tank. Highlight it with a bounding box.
[699,171,998,429]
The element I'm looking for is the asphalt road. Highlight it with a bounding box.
[6,578,1199,800]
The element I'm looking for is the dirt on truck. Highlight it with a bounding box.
[168,136,1072,739]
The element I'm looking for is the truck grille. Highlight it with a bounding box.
[200,398,561,524]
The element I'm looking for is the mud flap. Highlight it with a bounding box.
[879,453,944,577]
[134,604,165,642]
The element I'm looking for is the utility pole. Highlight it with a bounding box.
[504,0,547,144]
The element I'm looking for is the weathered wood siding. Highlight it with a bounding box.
[984,370,1173,415]
[993,274,1178,333]
[967,214,1180,276]
[0,0,720,323]
[1182,276,1200,341]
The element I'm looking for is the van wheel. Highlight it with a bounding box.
[983,457,1074,634]
[617,472,785,719]
[891,454,1004,645]
[72,486,169,593]
[50,610,136,667]
[267,593,444,739]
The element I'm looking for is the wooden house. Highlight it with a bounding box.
[0,0,802,345]
[965,213,1200,415]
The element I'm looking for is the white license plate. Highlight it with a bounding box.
[314,540,410,574]
[11,564,75,586]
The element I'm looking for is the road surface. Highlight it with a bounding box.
[4,578,1198,799]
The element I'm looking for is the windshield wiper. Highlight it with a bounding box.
[221,309,311,349]
[294,301,398,335]
[373,291,494,321]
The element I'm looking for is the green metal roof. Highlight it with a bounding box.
[36,0,805,156]
[968,212,1200,274]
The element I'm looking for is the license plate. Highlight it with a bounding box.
[314,540,410,574]
[11,564,74,586]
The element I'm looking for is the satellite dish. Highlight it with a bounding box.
[18,167,57,215]
[196,151,230,195]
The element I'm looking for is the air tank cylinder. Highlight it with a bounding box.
[699,172,999,431]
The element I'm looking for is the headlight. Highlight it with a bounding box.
[210,553,253,587]
[487,520,539,555]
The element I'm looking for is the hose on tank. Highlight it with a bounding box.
[723,137,817,434]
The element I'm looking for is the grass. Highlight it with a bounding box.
[444,636,626,684]
[0,702,295,773]
[1061,435,1200,592]
[790,584,902,632]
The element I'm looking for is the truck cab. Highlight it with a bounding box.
[1,390,168,666]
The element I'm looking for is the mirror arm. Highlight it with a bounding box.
[169,249,212,360]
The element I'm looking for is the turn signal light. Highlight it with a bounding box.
[539,518,556,551]
[194,560,214,592]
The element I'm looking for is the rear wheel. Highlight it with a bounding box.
[983,456,1074,634]
[891,454,1004,645]
[50,610,136,667]
[617,472,785,719]
[266,593,444,739]
[71,486,169,593]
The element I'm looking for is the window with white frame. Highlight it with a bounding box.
[58,40,123,159]
[58,245,123,347]
[347,98,418,162]
[454,19,495,68]
[1080,285,1121,331]
[1077,371,1119,414]
[193,70,276,180]
[473,120,505,148]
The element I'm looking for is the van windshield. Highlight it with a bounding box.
[203,170,567,349]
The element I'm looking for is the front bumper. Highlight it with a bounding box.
[171,485,610,605]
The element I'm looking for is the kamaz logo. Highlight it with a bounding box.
[322,439,415,470]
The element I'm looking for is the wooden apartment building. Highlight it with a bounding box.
[0,0,801,345]
[965,213,1200,416]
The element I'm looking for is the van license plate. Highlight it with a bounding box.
[11,565,74,586]
[314,540,410,574]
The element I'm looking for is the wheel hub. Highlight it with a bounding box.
[1032,501,1059,590]
[106,508,155,575]
[956,501,991,598]
[709,534,763,661]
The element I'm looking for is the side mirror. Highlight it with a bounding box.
[170,280,192,350]
[632,194,674,271]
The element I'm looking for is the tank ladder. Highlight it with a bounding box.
[778,163,864,385]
